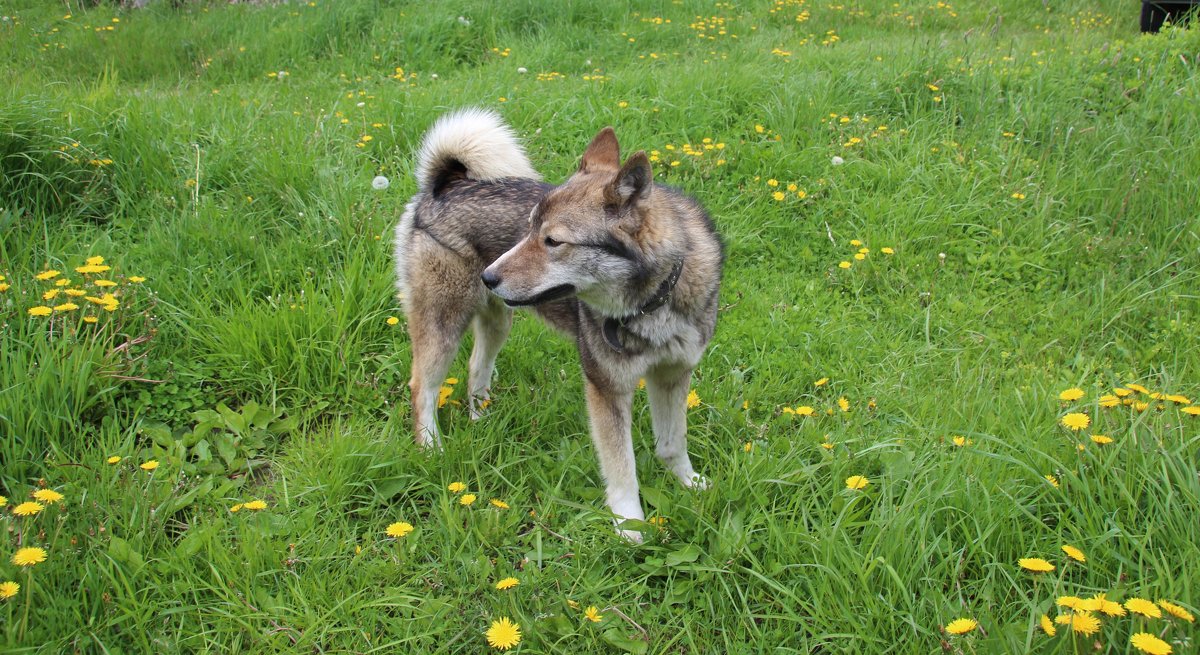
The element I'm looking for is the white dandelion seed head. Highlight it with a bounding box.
[517,67,528,74]
[430,73,438,79]
[277,70,288,79]
[372,175,390,191]
[831,155,845,166]
[457,16,470,25]
[356,102,365,108]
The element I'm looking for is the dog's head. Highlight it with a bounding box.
[482,127,658,315]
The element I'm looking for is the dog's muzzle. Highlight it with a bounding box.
[490,282,576,307]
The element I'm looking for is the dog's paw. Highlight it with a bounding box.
[615,527,644,544]
[468,395,492,421]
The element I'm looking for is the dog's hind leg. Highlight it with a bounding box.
[405,249,477,448]
[468,296,513,420]
[647,365,706,489]
[584,379,644,542]
[408,315,467,449]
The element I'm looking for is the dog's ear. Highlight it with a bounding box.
[607,150,652,207]
[579,127,620,173]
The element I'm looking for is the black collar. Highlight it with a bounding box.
[601,260,684,353]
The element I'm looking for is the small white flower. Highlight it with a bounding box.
[517,67,528,74]
[372,176,390,191]
[430,73,439,80]
[356,102,365,108]
[831,155,845,166]
[457,16,470,26]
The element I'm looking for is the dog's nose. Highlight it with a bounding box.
[481,269,501,290]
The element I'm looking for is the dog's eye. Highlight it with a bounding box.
[544,236,563,248]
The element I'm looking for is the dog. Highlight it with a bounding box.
[393,108,724,541]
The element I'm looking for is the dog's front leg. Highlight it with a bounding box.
[646,365,706,489]
[584,378,644,542]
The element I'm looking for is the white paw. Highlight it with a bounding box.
[615,526,644,544]
[468,394,491,420]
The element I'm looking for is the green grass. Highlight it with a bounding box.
[2,0,1199,652]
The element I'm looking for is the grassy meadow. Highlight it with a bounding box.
[2,0,1199,652]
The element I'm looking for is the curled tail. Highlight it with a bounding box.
[415,108,540,194]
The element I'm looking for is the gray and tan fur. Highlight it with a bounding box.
[394,108,724,541]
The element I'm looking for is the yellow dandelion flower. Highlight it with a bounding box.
[0,496,6,507]
[11,547,47,567]
[837,397,849,412]
[1059,388,1085,402]
[687,389,701,408]
[386,521,414,538]
[1061,544,1086,562]
[845,475,869,490]
[1099,394,1121,407]
[838,261,852,269]
[53,302,79,311]
[485,617,521,650]
[1113,387,1133,397]
[795,406,815,416]
[945,618,977,635]
[821,442,834,450]
[743,441,753,452]
[1125,383,1150,394]
[386,316,399,326]
[1060,413,1090,431]
[128,276,146,283]
[140,460,159,471]
[1157,600,1194,622]
[32,489,64,504]
[1057,596,1084,610]
[1126,598,1162,618]
[952,436,967,447]
[1018,558,1055,573]
[1131,633,1172,655]
[0,581,18,599]
[12,502,44,517]
[1040,614,1056,636]
[1092,594,1125,617]
[495,577,519,590]
[1045,474,1059,487]
[489,498,510,509]
[437,385,454,408]
[229,504,243,513]
[1059,612,1100,635]
[107,456,121,464]
[772,191,785,201]
[28,306,53,317]
[814,377,829,387]
[1181,406,1200,416]
[243,500,267,511]
[1090,434,1113,445]
[448,481,466,494]
[43,289,60,300]
[460,493,477,506]
[1163,394,1191,404]
[85,256,104,265]
[881,247,895,254]
[584,606,603,622]
[35,270,61,281]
